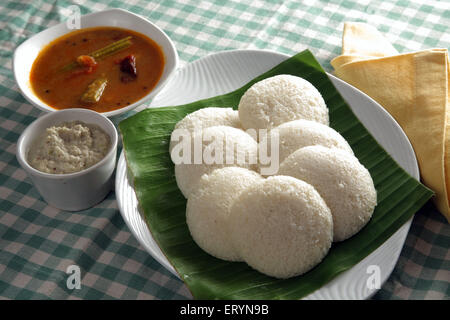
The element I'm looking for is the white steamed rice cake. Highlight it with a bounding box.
[229,175,333,279]
[238,74,329,131]
[186,167,263,261]
[278,145,377,241]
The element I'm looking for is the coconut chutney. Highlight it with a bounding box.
[28,120,110,174]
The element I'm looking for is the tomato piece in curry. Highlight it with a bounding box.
[29,27,165,113]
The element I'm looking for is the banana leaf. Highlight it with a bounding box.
[119,50,433,299]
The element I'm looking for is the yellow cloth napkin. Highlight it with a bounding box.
[331,22,450,223]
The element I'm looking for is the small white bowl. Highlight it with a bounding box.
[13,8,178,117]
[16,109,118,211]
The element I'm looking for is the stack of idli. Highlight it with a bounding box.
[169,74,377,279]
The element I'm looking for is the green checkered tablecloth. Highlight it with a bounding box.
[1,0,449,300]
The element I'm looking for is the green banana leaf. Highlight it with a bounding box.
[119,50,433,299]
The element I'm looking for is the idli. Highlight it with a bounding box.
[259,119,354,175]
[238,75,329,131]
[278,146,377,242]
[174,125,258,198]
[186,167,263,261]
[229,175,333,279]
[169,107,241,153]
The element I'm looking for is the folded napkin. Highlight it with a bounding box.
[331,22,449,223]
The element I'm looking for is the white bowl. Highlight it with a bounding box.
[16,109,118,211]
[13,8,178,117]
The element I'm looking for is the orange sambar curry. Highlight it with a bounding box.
[30,27,165,113]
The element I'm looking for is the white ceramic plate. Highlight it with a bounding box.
[13,8,178,117]
[116,50,419,300]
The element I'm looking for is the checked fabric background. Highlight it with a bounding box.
[0,0,449,299]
